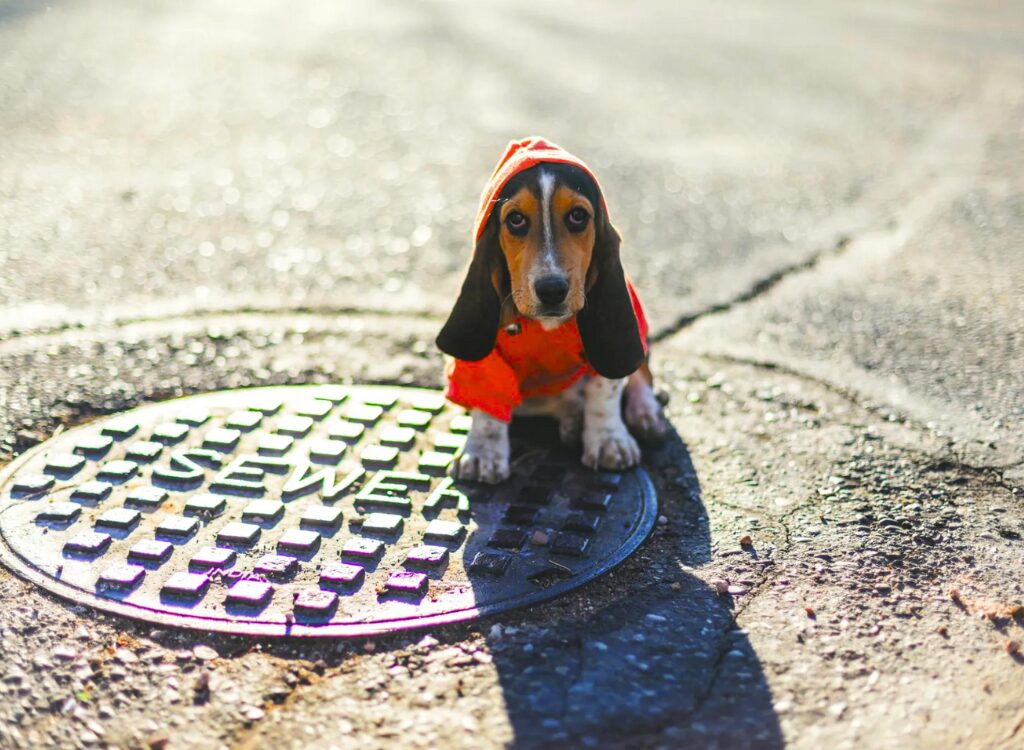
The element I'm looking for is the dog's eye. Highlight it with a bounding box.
[505,211,529,236]
[565,207,590,232]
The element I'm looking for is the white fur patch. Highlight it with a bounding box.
[582,376,641,470]
[450,409,510,484]
[538,169,556,265]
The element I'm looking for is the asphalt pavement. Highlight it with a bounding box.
[1,0,1022,748]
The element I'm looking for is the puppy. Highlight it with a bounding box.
[436,137,668,483]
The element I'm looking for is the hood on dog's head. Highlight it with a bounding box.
[437,137,645,379]
[470,137,611,243]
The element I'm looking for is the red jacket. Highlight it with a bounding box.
[445,138,649,422]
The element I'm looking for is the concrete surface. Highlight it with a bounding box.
[1,0,1022,748]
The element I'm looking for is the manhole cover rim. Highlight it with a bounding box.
[0,385,659,638]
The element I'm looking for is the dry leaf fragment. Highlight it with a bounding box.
[1006,640,1021,655]
[739,534,753,547]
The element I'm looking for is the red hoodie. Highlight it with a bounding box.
[445,137,648,422]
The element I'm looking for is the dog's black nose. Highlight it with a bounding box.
[534,275,569,305]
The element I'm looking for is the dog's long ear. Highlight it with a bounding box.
[577,215,646,379]
[436,219,507,361]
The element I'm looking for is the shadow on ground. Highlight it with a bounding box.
[474,417,783,749]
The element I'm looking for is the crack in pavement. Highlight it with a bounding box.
[226,655,356,750]
[700,351,1024,494]
[678,504,802,724]
[646,103,988,347]
[0,306,439,346]
[648,236,852,345]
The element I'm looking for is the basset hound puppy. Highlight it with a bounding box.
[436,137,669,484]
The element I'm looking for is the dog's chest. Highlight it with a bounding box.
[498,318,591,394]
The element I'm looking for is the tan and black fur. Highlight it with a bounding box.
[438,162,668,483]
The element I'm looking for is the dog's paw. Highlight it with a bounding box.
[582,424,642,471]
[624,392,670,443]
[450,447,510,484]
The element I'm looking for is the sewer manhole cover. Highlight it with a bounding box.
[0,385,657,637]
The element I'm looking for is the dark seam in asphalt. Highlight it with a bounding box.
[698,351,1023,492]
[627,510,797,742]
[710,497,810,526]
[4,233,854,346]
[677,506,798,725]
[647,236,851,345]
[225,657,355,749]
[0,305,438,344]
[1006,713,1024,743]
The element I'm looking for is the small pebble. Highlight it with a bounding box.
[530,530,549,546]
[416,635,439,650]
[657,515,668,525]
[114,648,139,664]
[52,646,77,661]
[242,706,265,721]
[1007,640,1021,655]
[192,645,218,661]
[739,534,752,547]
[712,579,730,594]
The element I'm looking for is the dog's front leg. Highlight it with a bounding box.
[450,409,510,484]
[582,376,642,471]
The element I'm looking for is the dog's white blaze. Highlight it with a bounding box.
[539,169,556,265]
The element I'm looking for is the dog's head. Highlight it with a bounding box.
[436,160,645,379]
